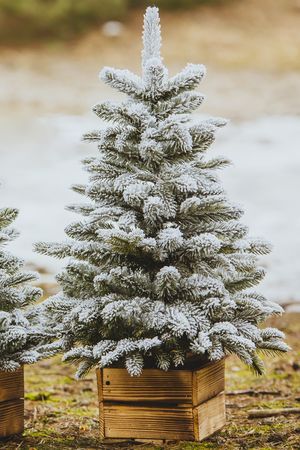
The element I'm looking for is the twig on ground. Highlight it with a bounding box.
[227,390,282,396]
[248,408,300,418]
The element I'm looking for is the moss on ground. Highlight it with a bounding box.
[1,313,300,449]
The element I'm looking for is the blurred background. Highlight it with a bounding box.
[0,0,299,305]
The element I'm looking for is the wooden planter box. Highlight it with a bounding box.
[0,367,24,438]
[96,359,225,442]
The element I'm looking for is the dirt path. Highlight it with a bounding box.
[2,57,300,121]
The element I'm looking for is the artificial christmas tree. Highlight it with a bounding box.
[0,206,44,438]
[36,6,289,441]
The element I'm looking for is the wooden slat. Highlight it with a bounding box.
[101,368,192,404]
[192,359,225,406]
[102,404,194,440]
[96,370,105,438]
[0,368,24,402]
[0,399,24,437]
[96,369,103,403]
[194,392,226,441]
[99,402,105,439]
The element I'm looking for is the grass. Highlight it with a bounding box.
[1,0,299,73]
[0,0,222,44]
[0,313,299,449]
[0,0,127,43]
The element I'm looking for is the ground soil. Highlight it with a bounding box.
[0,313,299,450]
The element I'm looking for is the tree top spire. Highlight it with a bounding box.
[142,6,162,68]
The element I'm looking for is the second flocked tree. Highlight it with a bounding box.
[0,206,45,371]
[36,7,289,377]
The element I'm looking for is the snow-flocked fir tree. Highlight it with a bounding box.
[36,7,289,377]
[0,205,46,371]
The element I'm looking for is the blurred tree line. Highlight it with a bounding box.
[0,0,220,44]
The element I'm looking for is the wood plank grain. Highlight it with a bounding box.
[101,368,193,404]
[97,361,226,441]
[96,369,103,403]
[192,359,225,406]
[0,368,24,402]
[0,399,24,437]
[99,402,105,439]
[102,404,194,440]
[96,370,105,438]
[194,392,226,441]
